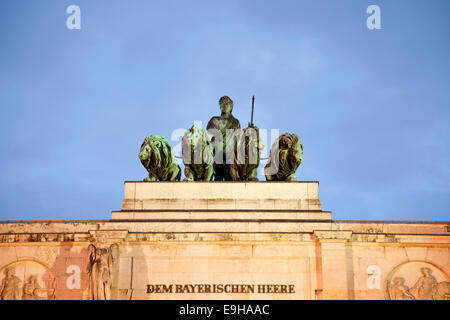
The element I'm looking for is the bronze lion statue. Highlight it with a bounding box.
[139,135,181,181]
[264,133,303,181]
[230,125,264,181]
[182,125,214,181]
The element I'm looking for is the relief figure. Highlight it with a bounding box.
[411,267,437,300]
[22,275,47,300]
[388,277,415,300]
[0,267,22,300]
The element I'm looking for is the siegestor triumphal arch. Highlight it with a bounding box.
[0,181,449,300]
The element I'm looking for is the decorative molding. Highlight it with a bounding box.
[313,230,353,241]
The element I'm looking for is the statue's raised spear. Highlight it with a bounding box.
[250,95,255,127]
[248,96,268,160]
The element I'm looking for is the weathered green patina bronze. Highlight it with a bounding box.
[264,133,303,181]
[137,96,305,183]
[230,125,265,181]
[206,96,241,181]
[182,125,214,181]
[139,135,181,181]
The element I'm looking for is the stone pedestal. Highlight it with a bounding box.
[113,181,328,220]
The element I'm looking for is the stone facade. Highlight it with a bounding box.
[0,182,449,300]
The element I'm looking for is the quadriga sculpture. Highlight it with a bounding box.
[139,135,181,181]
[264,133,303,181]
[181,125,214,181]
[230,125,264,181]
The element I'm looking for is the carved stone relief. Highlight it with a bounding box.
[87,235,119,300]
[22,275,49,300]
[0,267,21,300]
[386,261,450,300]
[35,246,59,267]
[0,261,56,300]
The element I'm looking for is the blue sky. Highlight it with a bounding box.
[0,0,449,221]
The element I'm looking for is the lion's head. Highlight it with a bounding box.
[182,125,213,165]
[264,133,303,181]
[139,135,174,172]
[278,133,303,169]
[232,125,264,166]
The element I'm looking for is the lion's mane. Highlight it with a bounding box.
[264,133,303,181]
[182,126,214,181]
[139,135,180,181]
[230,125,264,181]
